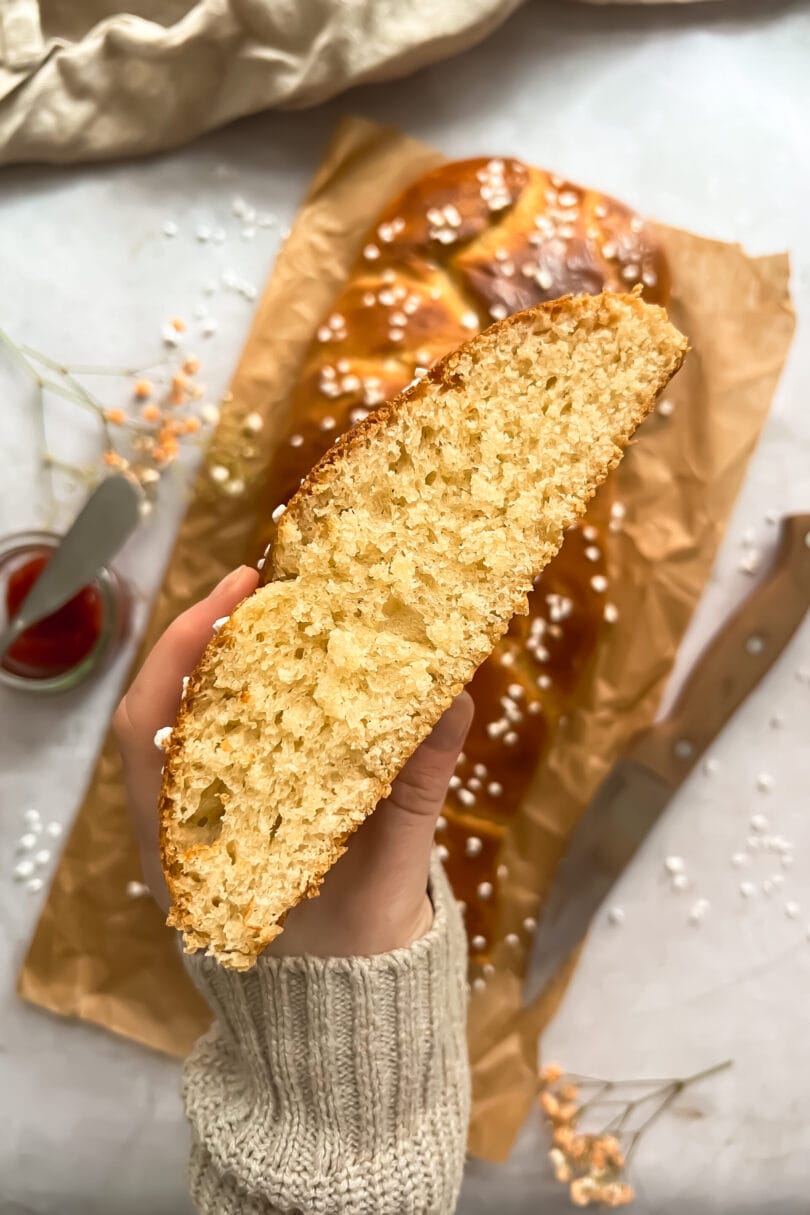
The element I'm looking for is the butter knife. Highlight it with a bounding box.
[529,513,810,994]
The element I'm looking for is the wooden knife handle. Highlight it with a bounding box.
[627,514,810,785]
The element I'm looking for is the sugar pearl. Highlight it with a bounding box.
[471,935,487,951]
[739,881,756,898]
[671,874,689,892]
[664,856,684,875]
[603,603,619,623]
[23,809,41,827]
[14,860,35,880]
[487,782,503,797]
[608,907,625,927]
[689,898,710,925]
[153,726,173,751]
[505,933,521,947]
[436,844,449,862]
[127,880,150,899]
[786,901,801,920]
[26,877,44,894]
[477,882,493,900]
[458,789,476,807]
[756,773,774,793]
[523,916,537,932]
[473,763,488,778]
[34,849,51,866]
[17,833,37,851]
[465,837,483,857]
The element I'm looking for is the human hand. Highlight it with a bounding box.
[113,566,472,958]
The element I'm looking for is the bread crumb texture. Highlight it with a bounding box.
[161,292,686,969]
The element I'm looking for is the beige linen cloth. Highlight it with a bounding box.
[2,0,714,165]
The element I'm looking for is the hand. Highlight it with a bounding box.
[114,566,473,958]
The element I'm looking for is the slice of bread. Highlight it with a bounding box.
[161,292,687,969]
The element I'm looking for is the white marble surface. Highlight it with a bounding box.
[2,2,809,1211]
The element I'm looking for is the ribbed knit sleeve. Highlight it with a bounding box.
[181,857,470,1214]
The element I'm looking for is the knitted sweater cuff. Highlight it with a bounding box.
[182,857,470,1215]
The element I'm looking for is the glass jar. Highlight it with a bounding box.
[0,529,130,694]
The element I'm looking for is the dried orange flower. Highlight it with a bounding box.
[182,356,200,375]
[559,1082,579,1103]
[539,1063,562,1086]
[142,403,161,422]
[548,1148,572,1184]
[182,416,202,433]
[540,1092,560,1119]
[133,378,153,399]
[103,450,126,468]
[105,408,126,425]
[169,373,188,405]
[570,1176,597,1207]
[170,317,186,332]
[557,1102,578,1124]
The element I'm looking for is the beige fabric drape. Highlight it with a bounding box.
[0,0,719,166]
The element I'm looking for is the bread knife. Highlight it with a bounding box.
[528,513,810,995]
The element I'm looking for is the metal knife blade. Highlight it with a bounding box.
[528,511,810,997]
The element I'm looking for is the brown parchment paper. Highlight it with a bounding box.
[19,118,794,1162]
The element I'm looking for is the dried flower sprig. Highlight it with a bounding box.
[538,1058,732,1207]
[0,325,216,522]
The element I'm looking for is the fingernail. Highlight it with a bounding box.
[209,566,247,598]
[424,693,474,753]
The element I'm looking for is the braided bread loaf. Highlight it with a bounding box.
[251,159,671,967]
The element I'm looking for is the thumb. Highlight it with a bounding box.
[385,692,475,821]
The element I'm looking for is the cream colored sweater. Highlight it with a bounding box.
[182,860,470,1214]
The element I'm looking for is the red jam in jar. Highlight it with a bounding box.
[3,555,103,678]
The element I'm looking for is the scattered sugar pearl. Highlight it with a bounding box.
[195,224,212,243]
[17,833,38,851]
[756,773,774,793]
[200,317,218,338]
[523,916,537,933]
[467,777,482,792]
[209,463,229,484]
[603,603,619,623]
[24,809,41,828]
[664,856,685,875]
[319,416,336,431]
[289,433,304,447]
[487,781,503,797]
[770,712,785,729]
[739,551,760,576]
[584,546,601,562]
[782,855,794,870]
[590,575,608,593]
[162,219,178,237]
[244,411,263,433]
[448,775,461,790]
[458,789,476,807]
[739,881,756,898]
[153,726,172,751]
[271,503,287,523]
[473,762,489,778]
[750,813,768,833]
[465,837,483,857]
[363,243,380,260]
[33,849,51,866]
[762,879,774,896]
[731,852,749,868]
[477,882,493,900]
[435,816,447,832]
[505,933,521,947]
[503,731,519,746]
[212,616,229,632]
[671,874,689,892]
[127,881,150,899]
[689,898,710,925]
[657,398,674,418]
[608,907,625,927]
[26,877,44,894]
[471,935,487,951]
[436,844,449,863]
[14,860,35,880]
[786,901,800,920]
[703,757,720,776]
[162,324,182,347]
[770,873,785,889]
[472,977,487,994]
[582,525,599,542]
[489,303,508,321]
